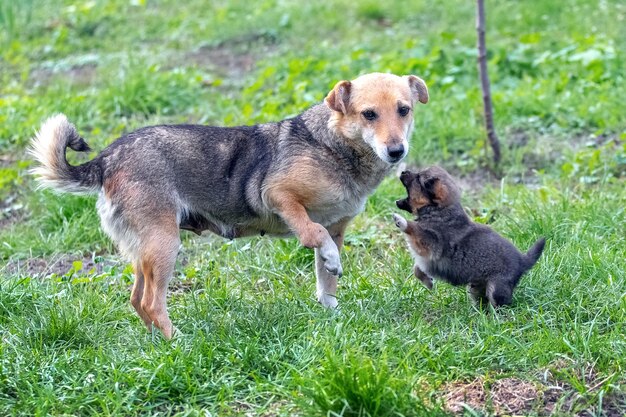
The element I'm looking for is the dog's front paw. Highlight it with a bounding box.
[318,293,339,309]
[322,254,343,277]
[393,213,408,231]
[320,241,342,276]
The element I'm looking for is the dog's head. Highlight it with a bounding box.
[325,72,428,165]
[396,166,460,214]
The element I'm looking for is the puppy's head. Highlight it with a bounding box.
[325,72,428,165]
[395,166,461,214]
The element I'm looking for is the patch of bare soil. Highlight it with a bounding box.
[0,155,26,229]
[229,399,296,417]
[30,63,97,87]
[441,378,488,414]
[0,194,26,230]
[490,377,540,415]
[440,364,625,416]
[454,167,500,197]
[185,31,278,78]
[540,361,626,417]
[4,254,123,277]
[0,154,19,168]
[169,279,196,296]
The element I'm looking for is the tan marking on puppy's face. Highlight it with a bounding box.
[396,166,461,213]
[325,73,428,165]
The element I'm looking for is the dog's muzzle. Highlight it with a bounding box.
[386,144,405,163]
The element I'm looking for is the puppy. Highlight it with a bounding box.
[393,166,545,307]
[30,72,429,338]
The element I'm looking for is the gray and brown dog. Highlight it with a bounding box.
[393,166,545,307]
[30,72,429,338]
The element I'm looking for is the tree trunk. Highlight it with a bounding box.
[476,0,501,164]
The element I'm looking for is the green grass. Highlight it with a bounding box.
[1,0,625,415]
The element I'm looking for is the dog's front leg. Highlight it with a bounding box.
[315,218,351,308]
[267,192,342,283]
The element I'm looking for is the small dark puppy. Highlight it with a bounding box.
[393,166,545,307]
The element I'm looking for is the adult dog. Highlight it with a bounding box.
[30,72,429,338]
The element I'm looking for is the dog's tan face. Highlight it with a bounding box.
[325,72,428,165]
[396,166,461,214]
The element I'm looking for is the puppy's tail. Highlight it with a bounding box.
[523,237,546,271]
[29,114,102,194]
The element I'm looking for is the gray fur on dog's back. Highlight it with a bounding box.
[96,123,277,227]
[35,103,389,247]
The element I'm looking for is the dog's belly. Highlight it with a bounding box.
[307,196,366,227]
[181,193,365,240]
[180,210,291,238]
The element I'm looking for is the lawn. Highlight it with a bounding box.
[0,0,625,415]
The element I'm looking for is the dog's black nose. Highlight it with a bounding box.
[387,144,405,160]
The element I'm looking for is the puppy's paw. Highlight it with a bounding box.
[393,213,408,231]
[413,265,433,290]
[318,293,339,309]
[320,240,342,276]
[421,276,434,290]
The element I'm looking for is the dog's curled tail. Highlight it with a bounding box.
[523,237,546,271]
[29,114,101,194]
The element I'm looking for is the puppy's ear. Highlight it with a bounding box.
[405,75,429,104]
[422,177,438,200]
[325,80,352,114]
[432,180,461,206]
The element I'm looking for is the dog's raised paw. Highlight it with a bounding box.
[320,241,342,276]
[323,257,343,277]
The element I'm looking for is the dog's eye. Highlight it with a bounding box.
[423,178,436,190]
[362,110,377,121]
[398,106,410,117]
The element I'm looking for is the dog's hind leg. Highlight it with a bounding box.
[131,261,152,329]
[315,218,351,308]
[138,218,180,340]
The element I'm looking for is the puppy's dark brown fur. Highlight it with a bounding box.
[393,166,545,307]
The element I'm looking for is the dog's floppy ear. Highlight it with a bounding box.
[325,80,352,114]
[405,75,429,104]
